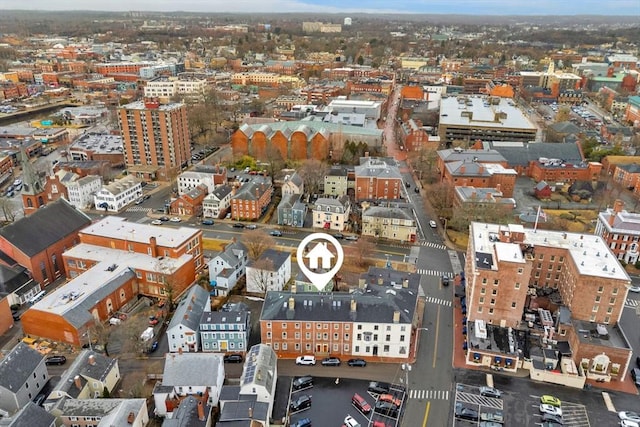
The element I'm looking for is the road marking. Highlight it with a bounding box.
[417,269,454,278]
[421,400,431,427]
[432,305,440,369]
[409,389,450,400]
[601,391,616,412]
[625,298,639,308]
[424,296,452,307]
[486,373,494,388]
[420,241,448,250]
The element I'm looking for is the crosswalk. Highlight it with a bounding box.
[420,241,448,250]
[425,296,452,307]
[409,389,450,400]
[126,207,152,213]
[417,269,454,278]
[625,299,639,308]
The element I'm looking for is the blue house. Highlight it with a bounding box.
[200,307,250,354]
[277,193,307,228]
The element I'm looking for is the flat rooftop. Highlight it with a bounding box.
[440,95,536,131]
[573,319,629,349]
[71,133,124,154]
[471,222,630,281]
[120,100,183,111]
[80,216,200,248]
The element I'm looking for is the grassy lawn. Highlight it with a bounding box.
[202,238,227,251]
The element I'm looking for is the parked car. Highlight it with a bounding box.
[441,276,450,287]
[429,220,437,228]
[291,418,312,427]
[292,376,313,390]
[479,422,503,427]
[290,395,312,412]
[246,224,257,230]
[151,219,163,225]
[540,395,561,407]
[630,368,640,387]
[371,422,391,427]
[333,233,344,239]
[351,393,372,414]
[233,223,245,228]
[45,355,67,365]
[201,219,214,225]
[345,235,359,241]
[378,394,402,408]
[540,404,563,417]
[169,217,181,223]
[541,413,564,424]
[455,403,479,421]
[347,358,367,367]
[343,415,361,427]
[367,381,390,395]
[269,230,283,237]
[146,341,159,353]
[135,198,144,205]
[321,356,341,366]
[620,420,640,427]
[223,353,243,363]
[34,393,46,406]
[479,386,502,398]
[295,355,316,365]
[628,285,640,293]
[159,216,170,222]
[619,412,640,423]
[414,187,420,193]
[480,410,504,423]
[374,401,399,418]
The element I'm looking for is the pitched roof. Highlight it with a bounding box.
[0,343,44,392]
[0,198,91,257]
[363,206,414,221]
[3,402,56,427]
[249,249,291,271]
[167,285,210,333]
[53,350,118,399]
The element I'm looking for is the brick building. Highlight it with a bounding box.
[0,199,91,286]
[465,222,633,384]
[117,100,191,181]
[259,267,420,362]
[230,181,273,220]
[354,157,403,201]
[595,200,640,264]
[442,161,517,198]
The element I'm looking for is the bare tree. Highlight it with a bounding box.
[0,198,17,223]
[299,159,329,197]
[242,230,276,260]
[353,237,375,268]
[249,258,274,295]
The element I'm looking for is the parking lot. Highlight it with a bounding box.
[452,381,591,427]
[283,376,405,427]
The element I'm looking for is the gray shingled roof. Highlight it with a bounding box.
[167,285,210,333]
[363,206,414,221]
[249,249,290,271]
[163,395,211,427]
[0,198,91,257]
[438,148,506,163]
[162,353,223,386]
[261,267,420,324]
[1,402,56,427]
[485,141,584,167]
[0,343,44,393]
[54,350,118,399]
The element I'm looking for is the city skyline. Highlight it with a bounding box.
[0,0,637,16]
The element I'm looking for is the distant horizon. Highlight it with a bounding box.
[0,0,638,17]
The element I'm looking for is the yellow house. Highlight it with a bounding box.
[362,205,417,243]
[46,351,121,401]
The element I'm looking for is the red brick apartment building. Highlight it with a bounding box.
[117,100,191,181]
[465,222,633,385]
[230,181,273,220]
[260,267,421,362]
[354,158,403,201]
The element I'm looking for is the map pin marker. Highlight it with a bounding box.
[297,233,344,291]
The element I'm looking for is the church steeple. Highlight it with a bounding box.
[19,147,46,215]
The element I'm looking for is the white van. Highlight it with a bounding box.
[28,290,46,304]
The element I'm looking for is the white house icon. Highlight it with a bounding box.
[305,242,335,269]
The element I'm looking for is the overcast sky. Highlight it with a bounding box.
[0,0,638,15]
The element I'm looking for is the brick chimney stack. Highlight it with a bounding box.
[609,199,624,226]
[149,236,158,258]
[197,400,205,421]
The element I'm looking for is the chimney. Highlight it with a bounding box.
[127,412,135,424]
[460,165,466,174]
[248,406,253,418]
[478,165,484,174]
[291,284,297,294]
[496,183,501,193]
[288,297,295,310]
[402,278,409,288]
[350,299,357,312]
[377,276,383,285]
[149,236,158,258]
[197,400,205,421]
[471,191,477,199]
[74,375,82,390]
[610,199,624,226]
[393,311,400,323]
[88,355,96,366]
[178,347,183,355]
[486,192,492,200]
[358,278,366,288]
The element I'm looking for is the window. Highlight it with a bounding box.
[492,289,497,296]
[482,278,487,284]
[612,288,618,295]
[609,297,616,304]
[488,308,494,315]
[511,302,517,308]
[598,286,604,293]
[515,282,520,289]
[493,279,499,286]
[295,323,300,329]
[480,287,486,295]
[282,323,287,329]
[592,305,599,312]
[479,297,484,304]
[266,322,272,329]
[517,268,523,274]
[477,307,483,313]
[490,298,496,305]
[595,295,601,302]
[400,335,405,342]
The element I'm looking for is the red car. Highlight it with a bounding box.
[149,316,159,326]
[378,393,402,408]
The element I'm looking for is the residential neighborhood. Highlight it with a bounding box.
[0,8,639,427]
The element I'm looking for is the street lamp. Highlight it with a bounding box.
[401,363,412,394]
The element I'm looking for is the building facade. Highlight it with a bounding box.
[117,100,191,181]
[354,158,403,201]
[312,196,351,231]
[595,200,640,264]
[361,206,417,242]
[93,175,143,212]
